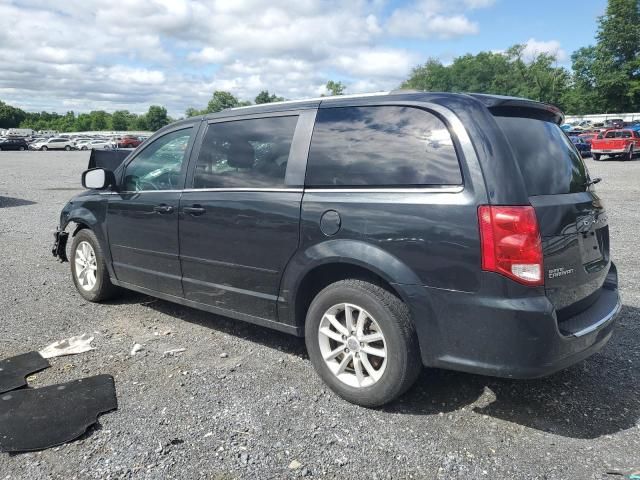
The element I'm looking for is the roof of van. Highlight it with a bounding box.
[175,90,563,127]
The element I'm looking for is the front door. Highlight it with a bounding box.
[107,126,196,296]
[179,113,306,320]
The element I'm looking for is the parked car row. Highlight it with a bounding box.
[562,118,640,132]
[0,137,29,151]
[591,128,640,161]
[0,134,148,151]
[563,120,640,161]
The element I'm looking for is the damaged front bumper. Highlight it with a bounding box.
[52,227,69,262]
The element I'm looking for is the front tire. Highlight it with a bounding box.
[41,146,47,151]
[305,280,421,407]
[65,145,71,151]
[70,229,119,302]
[593,154,601,161]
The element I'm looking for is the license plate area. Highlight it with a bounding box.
[580,229,603,264]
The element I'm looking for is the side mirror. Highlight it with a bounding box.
[81,168,115,190]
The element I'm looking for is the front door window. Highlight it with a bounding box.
[123,128,192,192]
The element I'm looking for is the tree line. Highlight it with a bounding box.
[1,0,637,133]
[0,103,171,132]
[401,0,639,115]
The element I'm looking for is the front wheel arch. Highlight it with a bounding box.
[69,228,119,302]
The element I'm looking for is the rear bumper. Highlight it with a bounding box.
[405,263,620,378]
[592,148,627,154]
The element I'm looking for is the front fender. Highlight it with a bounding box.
[58,193,113,277]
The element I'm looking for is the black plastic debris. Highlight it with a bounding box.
[0,375,117,452]
[0,352,50,394]
[87,148,130,171]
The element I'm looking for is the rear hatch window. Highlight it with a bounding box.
[494,114,611,324]
[494,116,588,196]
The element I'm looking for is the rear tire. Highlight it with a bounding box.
[625,147,634,161]
[18,146,25,151]
[305,279,421,407]
[70,229,119,302]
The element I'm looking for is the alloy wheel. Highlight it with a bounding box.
[317,303,388,388]
[74,241,98,291]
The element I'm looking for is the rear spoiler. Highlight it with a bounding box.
[470,94,564,125]
[87,149,131,171]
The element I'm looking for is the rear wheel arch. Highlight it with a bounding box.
[293,262,408,334]
[281,241,424,329]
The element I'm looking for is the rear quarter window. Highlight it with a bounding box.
[305,106,462,187]
[494,116,589,196]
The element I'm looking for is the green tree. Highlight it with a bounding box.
[0,101,27,129]
[145,105,169,131]
[134,114,149,131]
[74,113,92,131]
[594,0,640,111]
[402,46,570,108]
[254,90,284,104]
[111,110,131,130]
[56,111,76,132]
[204,91,240,113]
[185,107,201,117]
[90,111,111,131]
[324,80,346,96]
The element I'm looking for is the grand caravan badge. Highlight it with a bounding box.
[548,267,575,279]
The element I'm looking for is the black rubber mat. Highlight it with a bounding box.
[0,375,118,452]
[0,352,50,394]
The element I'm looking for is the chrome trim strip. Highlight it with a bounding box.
[572,299,621,337]
[304,186,464,194]
[227,91,391,111]
[183,187,303,193]
[100,186,462,195]
[109,189,184,194]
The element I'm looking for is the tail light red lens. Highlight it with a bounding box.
[478,205,544,286]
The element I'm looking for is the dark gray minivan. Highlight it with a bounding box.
[53,92,620,406]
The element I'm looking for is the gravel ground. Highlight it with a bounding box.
[0,151,638,479]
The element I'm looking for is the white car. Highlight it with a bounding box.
[84,140,112,150]
[32,137,75,151]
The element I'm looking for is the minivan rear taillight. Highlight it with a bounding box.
[478,205,543,286]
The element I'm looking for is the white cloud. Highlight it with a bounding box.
[522,38,568,63]
[386,0,493,39]
[187,47,230,63]
[333,50,417,78]
[0,0,494,116]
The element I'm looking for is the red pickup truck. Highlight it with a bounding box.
[591,129,640,161]
[117,135,143,148]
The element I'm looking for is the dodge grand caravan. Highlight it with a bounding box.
[52,92,620,407]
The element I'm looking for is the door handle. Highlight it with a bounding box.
[153,204,174,214]
[183,205,206,216]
